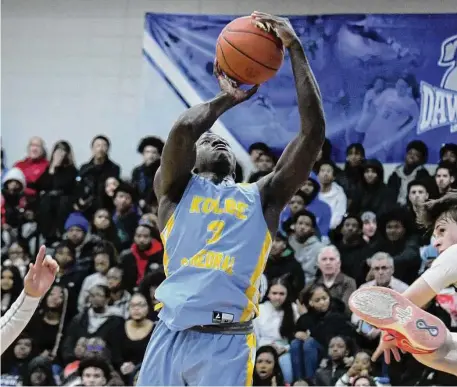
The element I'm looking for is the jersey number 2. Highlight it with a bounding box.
[206,220,225,245]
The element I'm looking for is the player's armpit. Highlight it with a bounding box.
[158,92,239,200]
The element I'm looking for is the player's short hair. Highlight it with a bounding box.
[417,190,457,229]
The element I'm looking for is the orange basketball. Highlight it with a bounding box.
[216,16,284,85]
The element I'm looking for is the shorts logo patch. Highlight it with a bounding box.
[212,311,234,323]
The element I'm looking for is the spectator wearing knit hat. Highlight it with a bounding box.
[440,143,457,189]
[387,140,433,206]
[61,212,97,272]
[131,136,163,212]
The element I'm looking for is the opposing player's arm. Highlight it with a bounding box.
[157,92,250,200]
[253,14,325,211]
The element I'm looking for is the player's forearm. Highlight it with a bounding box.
[1,291,41,354]
[173,92,238,140]
[402,277,437,308]
[288,40,325,137]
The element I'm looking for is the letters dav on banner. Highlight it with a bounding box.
[143,14,457,163]
[419,35,457,134]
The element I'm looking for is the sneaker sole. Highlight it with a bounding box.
[349,286,447,351]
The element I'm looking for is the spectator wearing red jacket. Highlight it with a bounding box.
[13,137,49,198]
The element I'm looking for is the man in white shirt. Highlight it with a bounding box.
[1,245,59,354]
[349,191,457,376]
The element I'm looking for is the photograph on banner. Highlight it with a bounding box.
[142,13,457,163]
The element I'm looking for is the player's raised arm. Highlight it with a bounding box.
[252,12,325,210]
[155,66,258,201]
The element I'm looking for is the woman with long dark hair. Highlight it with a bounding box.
[253,276,300,384]
[28,284,69,366]
[32,140,78,243]
[1,265,23,316]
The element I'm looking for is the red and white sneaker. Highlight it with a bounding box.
[349,286,447,354]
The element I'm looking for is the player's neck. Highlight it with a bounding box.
[199,172,232,185]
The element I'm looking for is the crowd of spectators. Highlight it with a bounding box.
[1,134,457,386]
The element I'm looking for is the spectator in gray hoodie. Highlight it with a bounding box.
[288,209,326,284]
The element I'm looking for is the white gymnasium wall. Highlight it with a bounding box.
[2,0,455,177]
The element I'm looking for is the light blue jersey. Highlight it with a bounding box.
[155,174,272,331]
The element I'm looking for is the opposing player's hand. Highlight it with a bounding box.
[24,245,59,298]
[213,59,259,103]
[372,331,403,364]
[251,11,299,48]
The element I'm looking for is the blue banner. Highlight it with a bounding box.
[144,13,457,163]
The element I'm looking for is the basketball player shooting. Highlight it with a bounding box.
[350,191,457,376]
[137,12,325,386]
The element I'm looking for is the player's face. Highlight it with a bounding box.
[408,185,428,206]
[255,352,275,379]
[268,284,287,308]
[196,133,235,176]
[433,217,457,254]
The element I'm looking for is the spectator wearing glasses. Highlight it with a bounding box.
[351,252,408,343]
[362,252,408,292]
